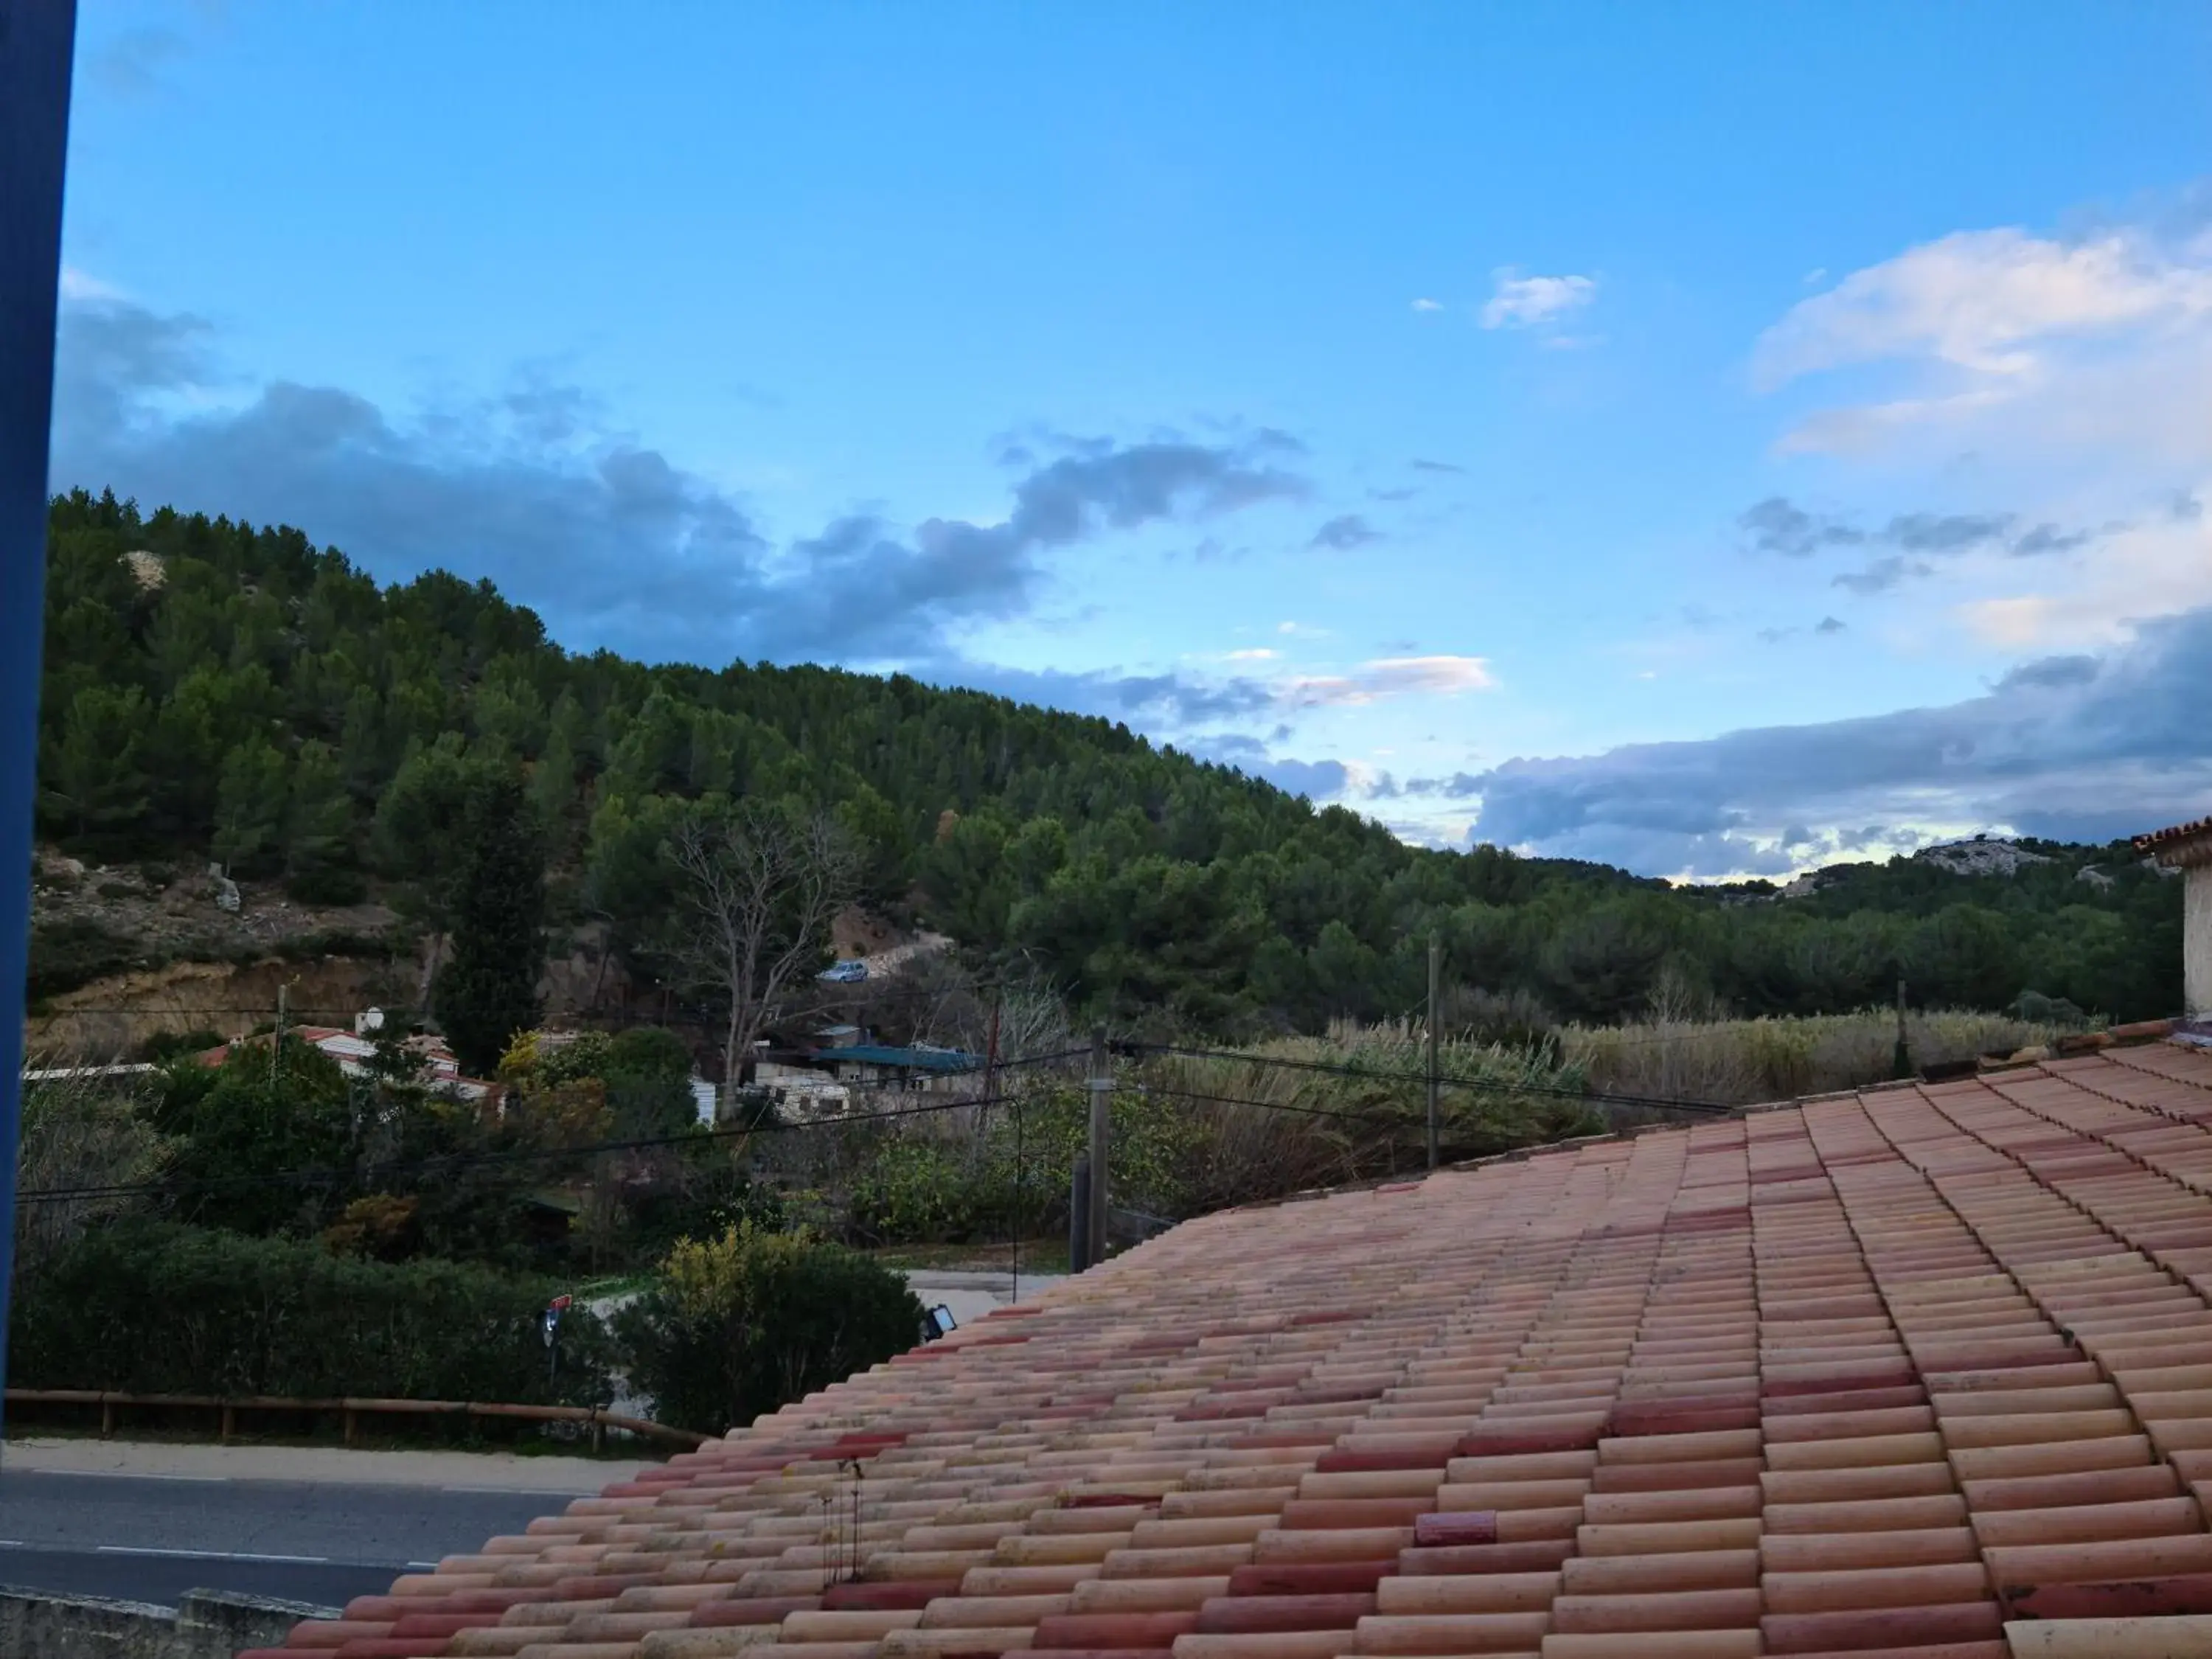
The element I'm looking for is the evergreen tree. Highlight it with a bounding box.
[435,773,546,1077]
[212,737,290,876]
[39,684,152,844]
[285,740,361,901]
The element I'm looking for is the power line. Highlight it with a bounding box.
[16,1046,1093,1207]
[18,1034,1736,1214]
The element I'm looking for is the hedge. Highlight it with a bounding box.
[616,1226,921,1436]
[9,1222,613,1405]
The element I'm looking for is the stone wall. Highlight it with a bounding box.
[0,1587,333,1659]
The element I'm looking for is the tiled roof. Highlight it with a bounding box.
[248,1040,2212,1659]
[2135,817,2212,852]
[822,1045,984,1074]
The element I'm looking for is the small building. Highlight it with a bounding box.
[195,1018,495,1102]
[817,1043,983,1094]
[2136,816,2212,1015]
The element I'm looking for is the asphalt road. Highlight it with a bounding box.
[0,1467,586,1610]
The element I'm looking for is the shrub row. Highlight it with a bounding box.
[9,1220,924,1437]
[10,1221,616,1405]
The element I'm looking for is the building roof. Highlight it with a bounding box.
[824,1043,983,1074]
[248,1037,2212,1659]
[2135,817,2212,858]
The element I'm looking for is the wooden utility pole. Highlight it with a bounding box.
[1426,934,1441,1170]
[1893,976,1912,1079]
[1086,1028,1111,1269]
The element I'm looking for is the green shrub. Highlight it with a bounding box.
[9,1221,612,1405]
[616,1225,921,1435]
[26,916,146,998]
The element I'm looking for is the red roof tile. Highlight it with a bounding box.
[239,1039,2212,1658]
[2135,817,2212,852]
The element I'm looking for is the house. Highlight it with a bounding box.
[815,1041,982,1093]
[20,1062,156,1082]
[195,1011,496,1102]
[251,1019,2212,1659]
[748,1056,854,1121]
[2136,815,2212,1015]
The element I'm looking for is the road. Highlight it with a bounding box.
[0,1467,594,1610]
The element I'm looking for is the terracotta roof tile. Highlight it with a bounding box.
[2135,817,2212,852]
[236,1039,2212,1658]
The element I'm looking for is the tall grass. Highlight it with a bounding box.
[1559,1007,2065,1107]
[1138,1023,1600,1204]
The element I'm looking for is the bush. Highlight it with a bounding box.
[9,1221,613,1405]
[616,1225,921,1435]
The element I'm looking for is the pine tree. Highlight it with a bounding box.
[285,740,361,901]
[212,737,290,876]
[434,773,546,1077]
[40,684,152,844]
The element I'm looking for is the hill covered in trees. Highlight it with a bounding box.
[31,488,2184,1032]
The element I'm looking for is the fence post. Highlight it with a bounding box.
[1426,933,1441,1170]
[1068,1156,1091,1273]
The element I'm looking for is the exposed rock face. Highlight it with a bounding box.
[1913,837,2056,877]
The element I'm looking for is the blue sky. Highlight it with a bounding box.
[52,1,2212,875]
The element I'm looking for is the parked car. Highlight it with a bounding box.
[817,959,869,984]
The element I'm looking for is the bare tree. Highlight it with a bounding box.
[664,802,862,1120]
[16,1060,173,1284]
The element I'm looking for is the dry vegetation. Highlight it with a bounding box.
[1559,1006,2065,1107]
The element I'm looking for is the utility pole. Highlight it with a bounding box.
[1893,975,1912,1080]
[1426,933,1441,1170]
[985,987,1011,1299]
[1086,1027,1110,1270]
[273,981,289,1087]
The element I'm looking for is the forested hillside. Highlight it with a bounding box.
[32,490,2184,1029]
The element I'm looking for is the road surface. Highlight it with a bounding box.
[0,1465,597,1610]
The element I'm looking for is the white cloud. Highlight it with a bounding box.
[1411,297,1444,313]
[1753,222,2212,470]
[1748,206,2212,651]
[1285,653,1495,706]
[59,267,125,303]
[1954,493,2212,649]
[1481,269,1597,330]
[1756,227,2212,387]
[1222,647,1279,661]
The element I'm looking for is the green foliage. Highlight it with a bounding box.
[212,737,290,877]
[31,490,2187,1033]
[615,1225,921,1434]
[25,914,145,999]
[602,1026,702,1137]
[285,738,363,902]
[40,684,153,844]
[158,1037,358,1235]
[436,774,546,1077]
[9,1220,612,1405]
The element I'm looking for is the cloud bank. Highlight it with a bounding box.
[1459,603,2212,875]
[49,293,1308,667]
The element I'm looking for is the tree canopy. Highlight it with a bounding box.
[33,488,2186,1031]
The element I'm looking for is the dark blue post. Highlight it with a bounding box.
[0,1,80,1422]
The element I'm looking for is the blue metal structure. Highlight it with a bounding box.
[0,0,80,1421]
